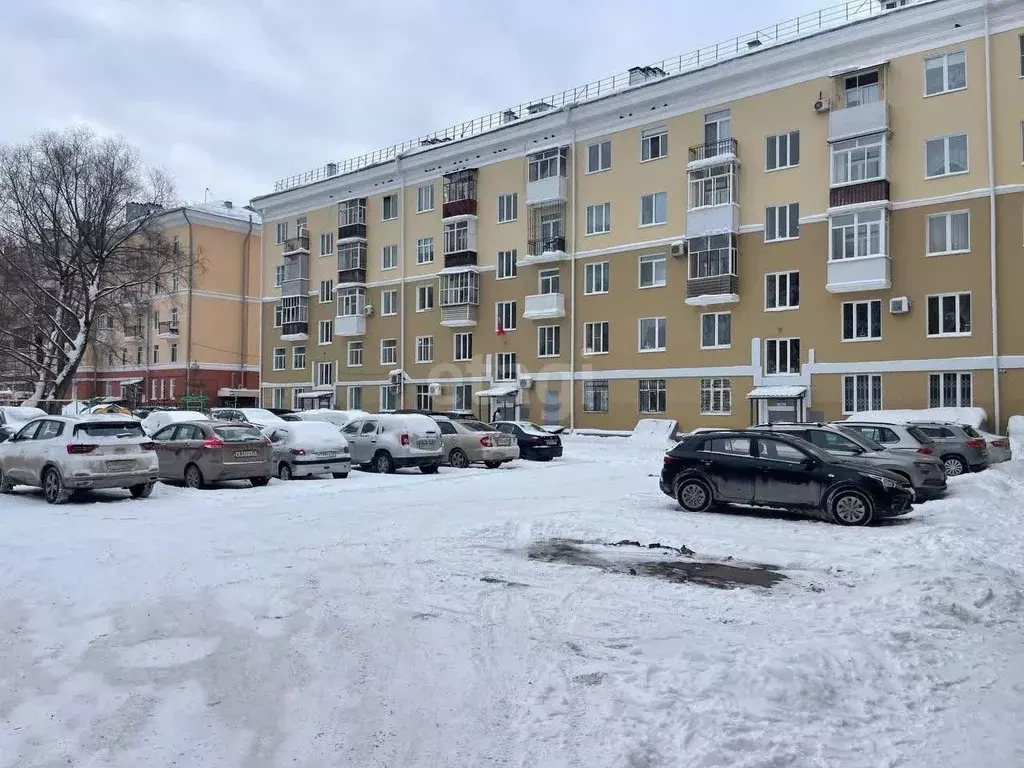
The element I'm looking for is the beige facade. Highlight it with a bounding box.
[254,0,1024,431]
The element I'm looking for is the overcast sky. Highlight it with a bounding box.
[2,0,832,205]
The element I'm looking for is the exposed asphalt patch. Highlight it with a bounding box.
[526,538,785,589]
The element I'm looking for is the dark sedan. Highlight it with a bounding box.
[660,430,913,526]
[492,421,563,461]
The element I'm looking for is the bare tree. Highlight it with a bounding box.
[0,126,191,405]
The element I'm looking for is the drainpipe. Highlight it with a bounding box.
[182,208,195,400]
[397,156,407,409]
[240,215,254,393]
[567,110,578,430]
[257,212,265,407]
[983,2,1000,430]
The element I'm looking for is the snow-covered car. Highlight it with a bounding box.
[264,421,351,480]
[141,409,209,436]
[974,427,1012,463]
[0,415,159,504]
[340,413,443,474]
[209,407,285,429]
[294,409,370,430]
[0,405,47,442]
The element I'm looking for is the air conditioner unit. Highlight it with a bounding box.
[518,375,533,390]
[889,296,910,314]
[363,304,374,316]
[389,371,403,385]
[813,98,832,114]
[427,383,442,396]
[669,241,687,258]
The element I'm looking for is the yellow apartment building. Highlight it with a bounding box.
[75,201,262,408]
[252,0,1024,431]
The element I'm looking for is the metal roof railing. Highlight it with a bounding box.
[271,0,927,194]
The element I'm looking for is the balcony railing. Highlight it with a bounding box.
[444,250,478,269]
[282,234,309,255]
[686,274,740,305]
[527,236,566,258]
[829,179,890,209]
[441,305,478,328]
[826,254,891,293]
[688,137,738,165]
[442,170,478,218]
[829,100,889,142]
[442,198,478,218]
[334,314,366,337]
[157,321,179,336]
[338,222,367,241]
[523,293,566,319]
[281,321,308,339]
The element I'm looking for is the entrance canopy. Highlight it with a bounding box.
[474,385,518,398]
[746,385,807,400]
[296,391,333,401]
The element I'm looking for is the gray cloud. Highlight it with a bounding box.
[2,0,828,204]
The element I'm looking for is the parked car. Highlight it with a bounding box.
[294,409,371,430]
[0,415,159,504]
[340,413,443,473]
[433,416,520,468]
[280,413,302,422]
[150,420,272,488]
[660,430,914,526]
[907,422,988,476]
[972,426,1012,463]
[841,421,937,459]
[491,421,563,461]
[209,407,285,429]
[0,405,47,442]
[141,409,208,436]
[750,422,947,501]
[264,421,351,480]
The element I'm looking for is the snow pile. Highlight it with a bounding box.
[843,407,987,429]
[1008,415,1024,458]
[0,406,46,427]
[61,401,89,416]
[627,418,678,446]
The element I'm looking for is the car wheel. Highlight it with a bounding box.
[129,482,154,499]
[941,455,967,477]
[184,464,204,489]
[484,461,502,469]
[332,472,349,479]
[373,451,395,474]
[278,463,293,481]
[0,467,13,494]
[42,467,69,505]
[420,463,440,475]
[249,476,270,487]
[831,490,874,526]
[448,448,469,469]
[675,478,713,513]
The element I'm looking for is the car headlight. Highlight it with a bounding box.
[863,471,898,489]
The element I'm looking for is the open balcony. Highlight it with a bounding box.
[826,254,891,293]
[523,292,566,320]
[525,201,567,261]
[337,198,367,241]
[157,320,179,338]
[442,169,478,219]
[337,242,368,285]
[829,100,889,143]
[281,234,309,256]
[280,253,309,297]
[687,137,738,169]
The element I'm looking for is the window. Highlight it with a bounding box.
[314,361,334,388]
[416,184,434,213]
[416,385,433,411]
[347,386,363,410]
[688,163,736,208]
[275,222,287,244]
[641,127,668,161]
[843,374,883,413]
[171,274,180,292]
[443,220,471,254]
[830,210,884,260]
[700,313,731,349]
[319,232,334,257]
[703,109,731,145]
[347,341,363,367]
[688,234,737,280]
[765,271,800,310]
[639,254,666,288]
[831,134,884,185]
[584,321,609,354]
[496,301,517,332]
[538,326,561,357]
[844,69,879,107]
[272,347,285,370]
[136,347,142,365]
[699,436,751,456]
[381,289,398,316]
[929,372,972,408]
[454,332,473,361]
[587,140,611,173]
[169,344,178,363]
[454,384,472,412]
[293,346,306,369]
[842,300,882,341]
[765,338,800,374]
[640,192,667,226]
[925,51,966,95]
[528,147,568,181]
[586,203,611,235]
[416,284,434,312]
[495,352,517,381]
[766,131,800,171]
[638,379,666,413]
[927,293,971,336]
[275,265,285,287]
[416,237,434,265]
[638,317,666,352]
[583,380,609,412]
[152,345,160,364]
[336,288,364,317]
[584,262,609,295]
[381,193,398,221]
[927,211,970,255]
[700,378,732,415]
[318,320,332,345]
[539,269,560,295]
[497,249,517,279]
[319,279,334,303]
[382,244,398,270]
[379,386,397,412]
[380,339,397,365]
[498,193,518,223]
[765,203,800,241]
[172,234,180,254]
[756,439,807,463]
[415,336,434,363]
[926,134,969,178]
[296,216,307,235]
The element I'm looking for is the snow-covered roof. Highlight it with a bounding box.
[475,385,518,398]
[747,385,807,399]
[182,201,262,224]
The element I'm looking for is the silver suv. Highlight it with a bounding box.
[340,413,443,474]
[752,423,947,501]
[909,422,989,476]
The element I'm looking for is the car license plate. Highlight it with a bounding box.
[315,451,337,459]
[546,438,558,446]
[498,436,513,446]
[234,450,259,459]
[417,440,437,450]
[106,459,134,471]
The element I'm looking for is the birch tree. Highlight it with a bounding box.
[0,126,189,405]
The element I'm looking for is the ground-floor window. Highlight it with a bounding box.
[638,378,666,414]
[267,388,284,409]
[416,384,433,411]
[583,380,609,413]
[699,378,731,415]
[379,385,397,412]
[928,372,971,408]
[292,386,309,410]
[843,374,882,413]
[454,383,472,412]
[347,386,362,410]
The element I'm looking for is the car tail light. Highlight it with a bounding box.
[966,439,984,449]
[202,438,224,449]
[479,436,494,447]
[260,436,271,445]
[341,446,350,454]
[290,448,306,456]
[916,447,933,455]
[140,442,156,452]
[991,440,1007,448]
[400,433,410,446]
[66,444,98,455]
[664,455,677,465]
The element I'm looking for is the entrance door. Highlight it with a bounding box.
[764,398,799,425]
[542,388,560,425]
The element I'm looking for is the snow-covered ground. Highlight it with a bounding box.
[2,436,1023,767]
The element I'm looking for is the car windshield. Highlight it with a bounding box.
[834,425,883,451]
[241,409,282,422]
[906,426,935,444]
[460,421,494,432]
[73,422,145,438]
[213,425,263,442]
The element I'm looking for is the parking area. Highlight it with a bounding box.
[2,435,1024,766]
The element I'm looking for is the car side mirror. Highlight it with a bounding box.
[800,456,818,469]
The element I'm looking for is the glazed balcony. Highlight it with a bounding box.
[826,254,891,293]
[280,253,309,297]
[686,274,740,305]
[439,271,479,328]
[337,243,368,285]
[829,179,890,210]
[440,305,478,328]
[523,292,566,320]
[526,147,569,204]
[829,100,889,143]
[442,170,478,219]
[334,314,366,337]
[281,321,308,341]
[337,198,367,241]
[686,237,739,306]
[281,235,309,256]
[443,218,478,269]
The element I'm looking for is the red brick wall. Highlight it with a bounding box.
[73,367,259,406]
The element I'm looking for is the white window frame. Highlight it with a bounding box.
[926,292,972,337]
[584,261,609,295]
[497,249,517,280]
[454,383,473,412]
[829,209,886,261]
[583,321,609,355]
[415,335,434,364]
[764,203,800,242]
[379,338,398,366]
[347,385,363,411]
[381,289,398,316]
[926,211,971,256]
[319,279,334,304]
[347,341,363,367]
[416,184,434,213]
[381,193,398,221]
[169,343,178,364]
[924,50,966,97]
[830,134,885,187]
[497,193,518,223]
[274,265,284,288]
[317,320,332,345]
[495,352,517,382]
[454,332,472,361]
[585,203,611,235]
[699,378,732,416]
[538,268,560,295]
[928,372,972,408]
[416,284,434,312]
[640,127,668,162]
[272,347,285,371]
[319,232,334,257]
[841,299,882,342]
[314,361,334,388]
[639,192,667,227]
[842,374,883,414]
[537,325,561,358]
[687,163,736,209]
[381,244,398,270]
[379,385,397,412]
[764,271,800,311]
[638,254,666,289]
[700,312,731,350]
[275,222,287,244]
[638,317,666,353]
[496,301,517,332]
[638,379,666,413]
[586,140,611,173]
[764,338,801,375]
[765,131,800,171]
[925,133,969,178]
[582,380,609,413]
[416,237,434,265]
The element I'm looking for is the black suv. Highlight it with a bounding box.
[660,430,914,526]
